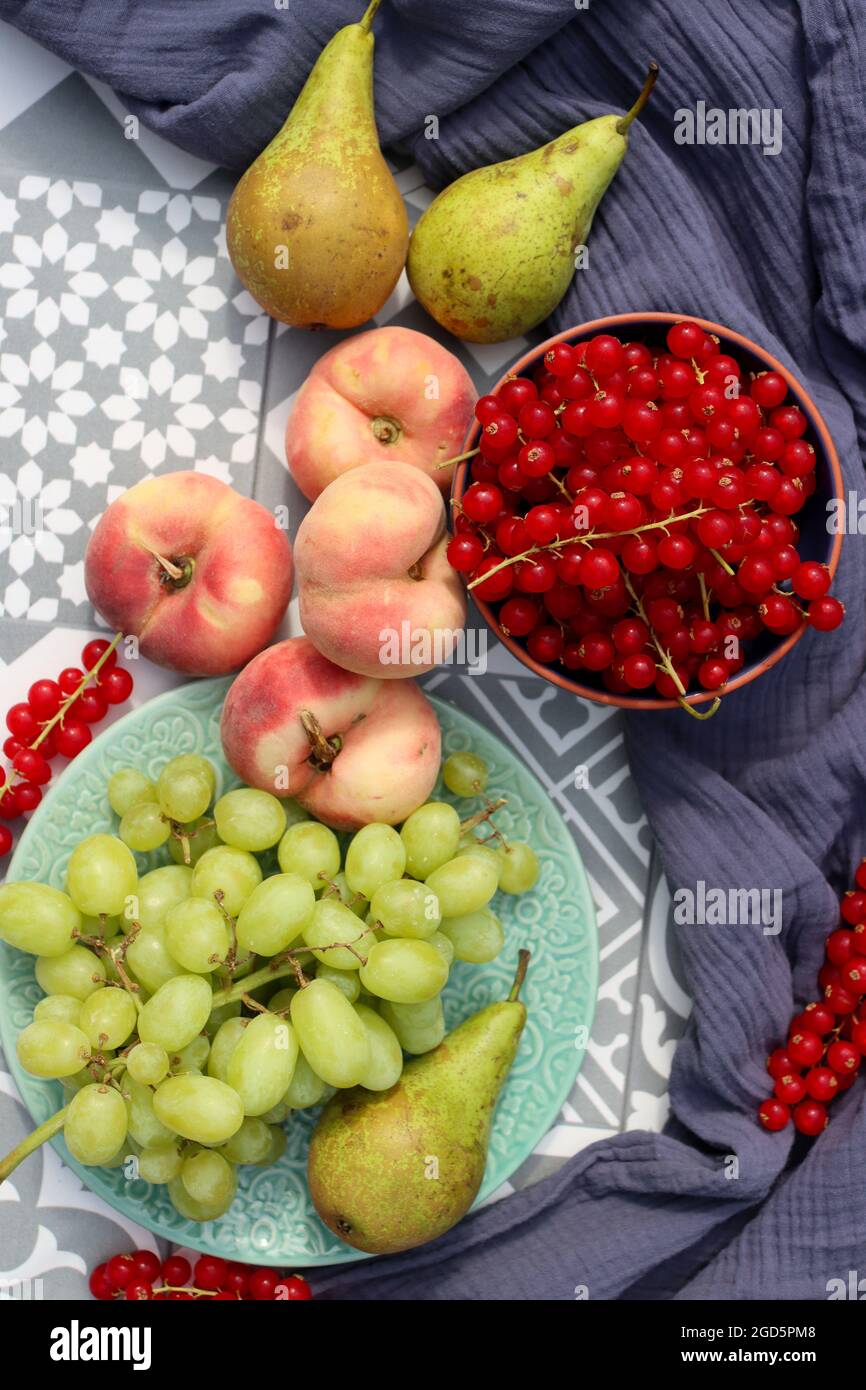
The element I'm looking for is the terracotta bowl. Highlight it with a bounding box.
[452,311,844,710]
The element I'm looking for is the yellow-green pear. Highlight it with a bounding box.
[307,951,529,1254]
[408,64,659,343]
[227,0,408,328]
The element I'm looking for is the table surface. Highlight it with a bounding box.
[0,23,689,1299]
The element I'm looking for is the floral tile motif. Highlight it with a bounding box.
[0,175,271,623]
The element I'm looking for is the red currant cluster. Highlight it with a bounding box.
[759,861,866,1137]
[447,322,844,709]
[89,1250,312,1301]
[0,637,133,859]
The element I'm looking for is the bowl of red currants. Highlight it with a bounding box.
[448,312,844,715]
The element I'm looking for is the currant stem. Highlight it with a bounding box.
[465,505,710,592]
[0,631,123,810]
[616,61,660,134]
[709,547,735,577]
[0,1104,69,1183]
[439,446,480,471]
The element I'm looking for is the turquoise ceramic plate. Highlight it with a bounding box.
[0,678,598,1266]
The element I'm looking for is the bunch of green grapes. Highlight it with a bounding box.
[0,749,539,1223]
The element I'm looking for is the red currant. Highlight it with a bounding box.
[194,1255,227,1291]
[792,1099,828,1136]
[808,596,844,632]
[787,1031,823,1067]
[804,1068,839,1102]
[758,1099,790,1131]
[55,720,92,759]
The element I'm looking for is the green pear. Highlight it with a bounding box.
[227,0,408,328]
[307,951,530,1254]
[407,64,659,343]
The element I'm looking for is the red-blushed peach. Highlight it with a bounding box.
[220,637,440,830]
[285,326,476,500]
[84,472,293,677]
[295,463,467,678]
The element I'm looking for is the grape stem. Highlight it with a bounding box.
[75,922,142,1007]
[0,1103,69,1183]
[459,798,506,834]
[0,630,124,810]
[211,924,379,1006]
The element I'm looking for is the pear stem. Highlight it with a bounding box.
[616,61,660,134]
[509,950,531,1002]
[360,0,383,32]
[0,1104,69,1184]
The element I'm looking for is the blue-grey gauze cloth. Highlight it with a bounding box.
[3,0,865,1301]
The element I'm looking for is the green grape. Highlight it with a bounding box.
[126,924,185,994]
[440,907,504,963]
[281,798,311,829]
[214,788,287,852]
[164,898,229,974]
[204,997,242,1037]
[0,882,81,957]
[235,873,314,956]
[227,1012,298,1116]
[34,994,81,1026]
[290,980,369,1089]
[168,754,217,793]
[138,974,213,1052]
[428,931,455,969]
[345,823,406,899]
[125,1074,176,1147]
[259,1099,290,1125]
[168,818,222,867]
[359,939,448,1004]
[379,996,445,1055]
[314,963,360,1003]
[425,855,499,917]
[302,898,375,971]
[133,865,193,931]
[168,1170,236,1223]
[263,1126,287,1164]
[67,834,138,918]
[219,1116,273,1165]
[181,1147,235,1208]
[191,846,262,917]
[283,1050,327,1108]
[16,1019,91,1078]
[400,802,460,879]
[354,1004,403,1091]
[498,841,540,894]
[277,821,340,891]
[370,879,441,940]
[36,945,106,1000]
[318,871,367,919]
[138,1140,183,1184]
[126,1041,169,1087]
[442,751,489,798]
[207,1016,247,1082]
[457,835,501,873]
[156,757,214,824]
[267,987,298,1014]
[170,1034,211,1074]
[64,1083,128,1166]
[154,1075,244,1145]
[78,987,138,1049]
[108,768,157,818]
[119,802,170,853]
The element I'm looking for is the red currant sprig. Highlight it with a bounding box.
[0,635,133,859]
[89,1251,312,1302]
[757,861,866,1136]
